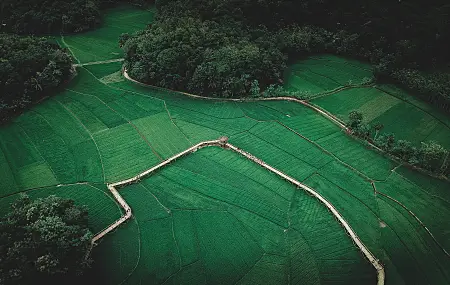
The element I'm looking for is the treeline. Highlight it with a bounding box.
[347,111,449,177]
[123,0,450,107]
[0,34,73,122]
[0,0,154,35]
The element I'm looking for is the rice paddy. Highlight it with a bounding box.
[0,5,449,285]
[287,55,450,148]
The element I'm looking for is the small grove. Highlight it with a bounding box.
[122,0,450,112]
[347,110,449,177]
[0,195,92,285]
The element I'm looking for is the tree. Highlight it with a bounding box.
[250,80,261,97]
[0,195,93,285]
[391,140,417,163]
[418,141,448,173]
[347,110,363,130]
[118,33,130,48]
[374,133,395,152]
[372,122,384,140]
[123,0,450,108]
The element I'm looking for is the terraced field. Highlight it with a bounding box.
[1,5,449,285]
[285,55,450,148]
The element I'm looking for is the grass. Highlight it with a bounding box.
[295,56,450,148]
[283,55,373,93]
[61,5,156,64]
[0,5,449,285]
[108,147,376,285]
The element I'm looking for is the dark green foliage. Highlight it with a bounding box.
[0,195,93,285]
[0,34,73,122]
[348,111,449,176]
[126,0,450,104]
[124,12,286,97]
[389,69,450,112]
[347,111,364,130]
[0,0,155,35]
[0,0,101,34]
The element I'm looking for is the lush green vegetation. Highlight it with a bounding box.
[347,110,449,176]
[59,5,156,64]
[123,0,450,110]
[98,147,376,284]
[0,0,100,34]
[0,34,72,122]
[0,195,92,285]
[122,13,286,97]
[1,5,450,285]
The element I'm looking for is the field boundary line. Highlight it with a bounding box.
[123,69,348,130]
[373,183,450,257]
[123,69,449,182]
[60,35,80,65]
[91,139,222,244]
[226,142,385,285]
[54,99,106,183]
[92,137,385,285]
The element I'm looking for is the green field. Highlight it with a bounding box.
[285,55,450,148]
[94,147,376,285]
[59,5,156,64]
[1,5,449,285]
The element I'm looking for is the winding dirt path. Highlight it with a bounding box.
[92,138,385,285]
[123,70,349,130]
[74,58,125,67]
[123,69,450,182]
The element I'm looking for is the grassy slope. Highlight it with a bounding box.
[0,6,449,285]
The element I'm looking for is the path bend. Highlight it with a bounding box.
[92,138,385,285]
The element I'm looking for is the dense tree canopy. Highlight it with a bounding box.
[124,15,286,97]
[0,195,93,285]
[0,0,155,35]
[0,0,101,34]
[123,0,450,107]
[0,34,73,122]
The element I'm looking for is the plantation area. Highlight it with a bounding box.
[1,5,450,285]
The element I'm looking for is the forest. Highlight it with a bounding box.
[123,0,450,110]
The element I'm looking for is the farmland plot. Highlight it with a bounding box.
[101,147,376,285]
